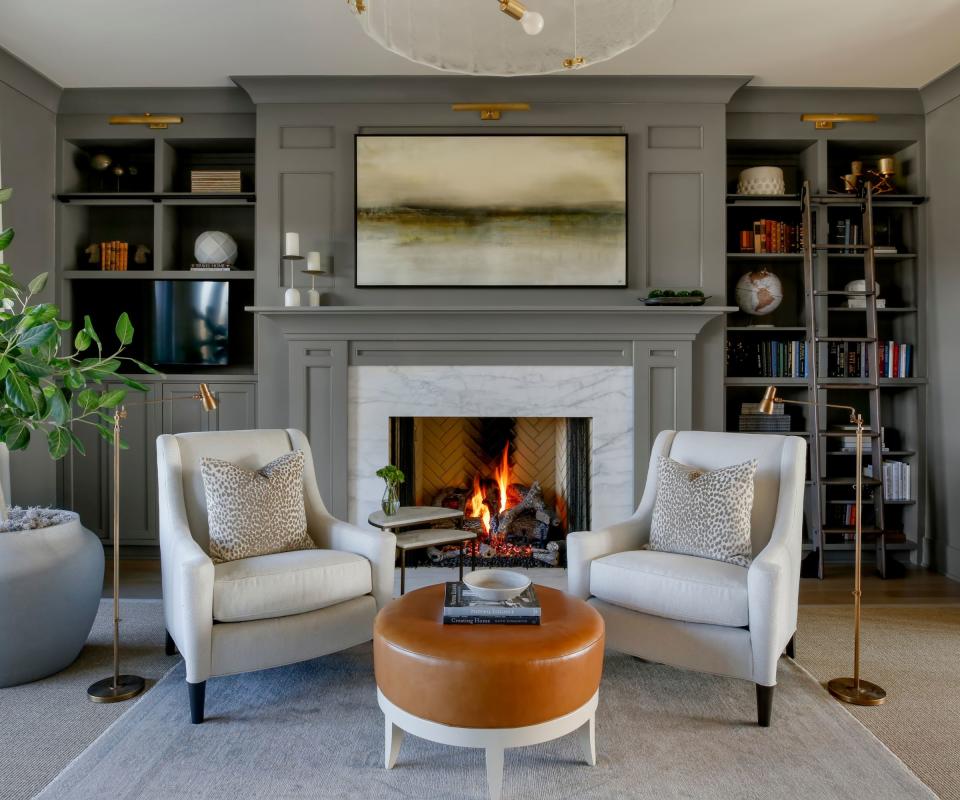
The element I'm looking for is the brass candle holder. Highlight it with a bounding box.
[760,386,887,707]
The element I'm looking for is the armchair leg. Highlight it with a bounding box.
[188,681,206,724]
[785,634,796,660]
[165,629,177,656]
[756,684,775,727]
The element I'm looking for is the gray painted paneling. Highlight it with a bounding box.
[281,126,335,149]
[646,172,703,288]
[648,126,702,150]
[278,171,335,283]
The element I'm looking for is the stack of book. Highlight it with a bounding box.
[834,219,862,253]
[99,241,128,271]
[879,342,914,378]
[739,401,791,433]
[442,582,541,625]
[726,339,808,378]
[838,425,888,454]
[739,220,802,254]
[865,461,912,501]
[190,169,242,193]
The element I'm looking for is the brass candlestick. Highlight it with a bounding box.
[760,386,886,706]
[88,383,218,703]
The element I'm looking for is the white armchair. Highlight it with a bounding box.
[567,430,806,726]
[157,428,396,723]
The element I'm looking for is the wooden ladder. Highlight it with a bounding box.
[801,180,895,579]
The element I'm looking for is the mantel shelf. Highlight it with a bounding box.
[246,305,737,316]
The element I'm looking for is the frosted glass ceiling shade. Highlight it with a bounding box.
[351,0,675,77]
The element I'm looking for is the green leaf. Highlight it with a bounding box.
[0,356,10,380]
[4,371,37,413]
[74,329,92,351]
[98,388,127,408]
[64,368,85,390]
[114,312,134,346]
[65,427,86,457]
[0,188,12,204]
[17,321,57,351]
[129,358,161,375]
[47,427,70,459]
[83,315,102,351]
[27,272,48,294]
[11,355,52,379]
[92,423,116,445]
[77,389,99,410]
[116,374,149,393]
[4,423,30,451]
[44,387,69,425]
[0,228,13,251]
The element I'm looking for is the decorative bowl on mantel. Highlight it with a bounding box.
[641,294,711,306]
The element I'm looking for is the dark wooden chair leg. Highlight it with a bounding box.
[756,684,775,727]
[165,629,177,656]
[188,681,206,724]
[785,633,796,659]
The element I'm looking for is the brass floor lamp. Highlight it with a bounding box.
[88,383,217,703]
[760,386,886,706]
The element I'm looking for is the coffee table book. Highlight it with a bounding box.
[442,582,541,625]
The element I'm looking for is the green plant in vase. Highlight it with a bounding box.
[376,464,405,516]
[0,187,155,522]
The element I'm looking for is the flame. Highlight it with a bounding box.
[465,443,512,536]
[466,474,491,534]
[495,443,510,513]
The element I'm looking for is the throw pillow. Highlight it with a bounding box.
[201,450,315,564]
[649,456,758,568]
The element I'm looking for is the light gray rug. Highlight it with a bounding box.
[37,644,932,800]
[0,599,177,800]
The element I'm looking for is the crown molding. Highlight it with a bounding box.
[0,46,61,114]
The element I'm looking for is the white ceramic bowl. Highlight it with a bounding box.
[462,569,531,601]
[737,166,786,196]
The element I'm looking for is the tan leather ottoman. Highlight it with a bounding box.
[374,584,605,800]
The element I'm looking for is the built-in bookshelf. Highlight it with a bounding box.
[724,131,927,577]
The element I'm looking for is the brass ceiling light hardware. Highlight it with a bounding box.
[108,113,183,130]
[451,102,531,121]
[499,0,544,35]
[347,0,366,14]
[800,113,880,130]
[563,57,586,69]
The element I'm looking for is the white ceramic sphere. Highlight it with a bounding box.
[194,230,238,265]
[736,269,784,316]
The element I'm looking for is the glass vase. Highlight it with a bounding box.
[381,483,400,516]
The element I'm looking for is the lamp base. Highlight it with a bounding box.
[87,674,146,703]
[827,676,887,706]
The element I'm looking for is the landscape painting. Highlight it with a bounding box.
[355,135,627,286]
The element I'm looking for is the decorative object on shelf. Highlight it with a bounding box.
[303,251,331,305]
[97,240,129,271]
[799,113,879,130]
[844,279,881,308]
[282,231,305,306]
[867,156,897,194]
[194,230,238,266]
[735,267,783,316]
[736,166,785,196]
[760,386,886,707]
[133,244,151,265]
[190,169,241,194]
[347,0,673,76]
[462,568,532,602]
[451,102,531,121]
[356,134,626,287]
[641,289,708,306]
[376,464,405,516]
[89,383,217,704]
[89,153,112,190]
[108,113,183,130]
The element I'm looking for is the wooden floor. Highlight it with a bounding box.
[105,559,960,605]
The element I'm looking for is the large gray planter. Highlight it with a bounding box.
[0,514,104,687]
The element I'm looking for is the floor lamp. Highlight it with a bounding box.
[88,383,218,703]
[760,386,886,706]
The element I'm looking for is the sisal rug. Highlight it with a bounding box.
[37,645,931,799]
[0,600,177,800]
[797,605,960,800]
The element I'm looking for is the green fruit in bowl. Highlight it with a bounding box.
[648,289,664,298]
[661,290,676,297]
[676,290,690,297]
[690,290,704,297]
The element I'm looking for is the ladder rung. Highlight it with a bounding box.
[812,244,871,250]
[817,383,877,390]
[814,290,874,296]
[821,527,887,536]
[816,336,876,343]
[821,477,883,486]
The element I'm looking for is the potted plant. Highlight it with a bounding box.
[376,464,405,516]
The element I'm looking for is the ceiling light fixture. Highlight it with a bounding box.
[346,0,675,77]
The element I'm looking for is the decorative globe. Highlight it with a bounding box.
[194,231,238,265]
[735,268,783,316]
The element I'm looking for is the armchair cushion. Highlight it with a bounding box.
[589,550,749,628]
[212,549,372,623]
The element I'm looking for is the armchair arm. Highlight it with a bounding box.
[566,515,650,599]
[157,435,215,684]
[748,437,806,685]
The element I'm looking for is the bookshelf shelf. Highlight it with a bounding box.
[57,192,256,204]
[63,270,255,281]
[726,253,803,259]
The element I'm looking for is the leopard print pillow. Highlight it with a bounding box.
[649,456,758,568]
[201,450,316,564]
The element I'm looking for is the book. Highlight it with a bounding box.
[442,581,541,624]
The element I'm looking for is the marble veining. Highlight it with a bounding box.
[349,365,634,530]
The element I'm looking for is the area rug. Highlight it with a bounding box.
[37,644,931,800]
[0,599,177,800]
[798,605,960,800]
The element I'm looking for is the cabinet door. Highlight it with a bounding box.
[161,382,257,434]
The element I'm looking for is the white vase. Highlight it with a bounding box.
[284,287,302,307]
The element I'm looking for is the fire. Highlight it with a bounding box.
[494,443,510,513]
[466,474,491,534]
[465,443,512,535]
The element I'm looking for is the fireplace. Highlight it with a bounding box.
[390,417,590,567]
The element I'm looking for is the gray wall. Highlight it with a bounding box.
[923,66,960,580]
[0,49,59,507]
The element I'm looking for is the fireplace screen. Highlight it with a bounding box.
[390,417,591,567]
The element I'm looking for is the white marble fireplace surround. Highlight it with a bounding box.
[349,365,634,530]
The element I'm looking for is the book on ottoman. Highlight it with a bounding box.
[442,582,541,625]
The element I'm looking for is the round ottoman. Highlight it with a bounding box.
[374,584,604,800]
[0,515,104,687]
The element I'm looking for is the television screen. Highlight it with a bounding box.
[151,281,229,366]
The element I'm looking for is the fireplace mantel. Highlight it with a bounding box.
[249,304,733,518]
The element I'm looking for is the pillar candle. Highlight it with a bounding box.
[307,251,322,269]
[284,232,300,257]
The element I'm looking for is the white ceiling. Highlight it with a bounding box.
[1,0,959,89]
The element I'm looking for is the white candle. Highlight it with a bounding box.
[307,251,322,269]
[284,232,300,257]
